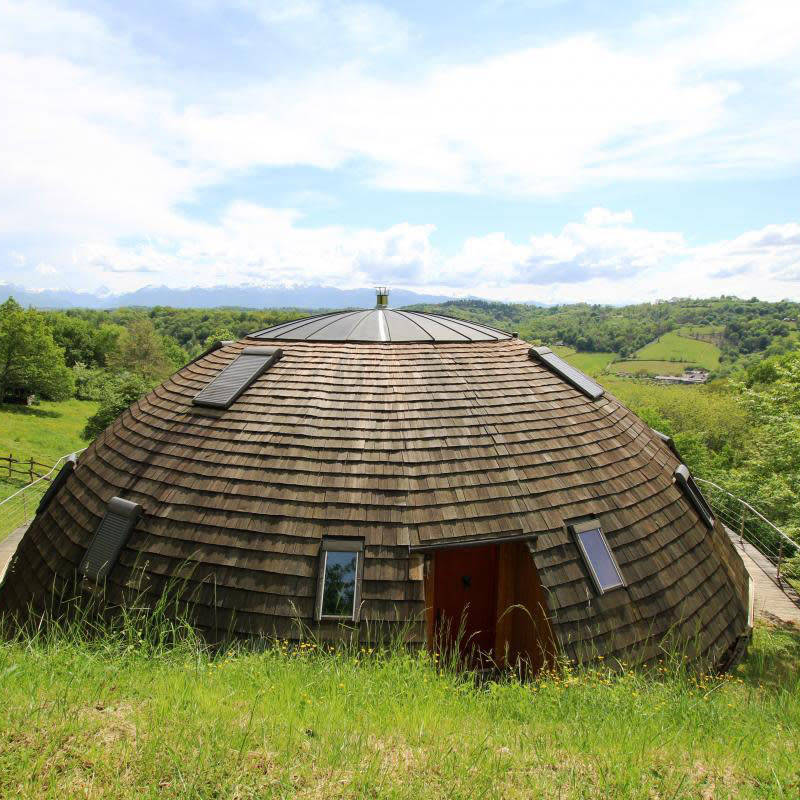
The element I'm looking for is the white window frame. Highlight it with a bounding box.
[315,537,364,622]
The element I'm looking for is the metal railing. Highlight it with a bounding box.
[0,450,86,541]
[696,478,798,592]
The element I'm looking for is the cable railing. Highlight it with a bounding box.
[0,450,86,541]
[696,478,798,594]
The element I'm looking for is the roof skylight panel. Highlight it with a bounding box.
[193,346,282,409]
[529,346,604,400]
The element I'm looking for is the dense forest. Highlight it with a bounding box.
[1,294,799,580]
[410,296,800,367]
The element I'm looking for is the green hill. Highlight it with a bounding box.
[632,329,721,369]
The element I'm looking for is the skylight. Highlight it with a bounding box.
[193,346,282,409]
[569,519,625,594]
[674,464,715,529]
[529,347,604,400]
[80,497,143,583]
[35,454,76,516]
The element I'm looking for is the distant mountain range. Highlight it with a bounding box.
[0,283,475,310]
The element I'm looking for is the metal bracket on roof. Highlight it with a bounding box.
[652,428,681,459]
[674,464,715,529]
[529,346,604,400]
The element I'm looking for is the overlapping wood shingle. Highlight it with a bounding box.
[0,333,749,664]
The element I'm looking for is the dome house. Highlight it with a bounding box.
[0,290,752,672]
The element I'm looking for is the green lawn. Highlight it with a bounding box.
[0,621,796,799]
[0,399,97,509]
[612,359,692,377]
[632,330,721,369]
[552,347,616,377]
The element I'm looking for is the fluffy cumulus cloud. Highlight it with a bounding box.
[0,0,799,302]
[19,205,796,305]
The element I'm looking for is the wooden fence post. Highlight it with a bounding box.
[28,457,34,483]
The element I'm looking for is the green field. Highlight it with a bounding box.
[551,347,616,377]
[612,360,692,377]
[0,399,97,503]
[681,324,725,339]
[0,620,796,799]
[632,329,721,369]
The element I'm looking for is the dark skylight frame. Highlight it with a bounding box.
[315,537,364,622]
[569,519,626,594]
[529,346,604,400]
[652,428,681,459]
[80,496,143,583]
[674,464,715,529]
[35,454,76,516]
[193,346,282,409]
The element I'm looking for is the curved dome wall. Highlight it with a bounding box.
[0,333,750,666]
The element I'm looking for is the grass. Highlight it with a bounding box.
[0,616,797,799]
[681,325,725,340]
[632,330,721,370]
[552,347,616,377]
[612,360,692,377]
[0,399,96,503]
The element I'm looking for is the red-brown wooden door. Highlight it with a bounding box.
[433,544,499,665]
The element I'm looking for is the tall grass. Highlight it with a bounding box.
[0,603,797,799]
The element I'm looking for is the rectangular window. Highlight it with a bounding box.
[569,519,625,594]
[193,346,282,409]
[315,538,364,621]
[674,464,715,529]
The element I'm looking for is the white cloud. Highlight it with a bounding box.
[435,208,685,288]
[0,0,799,303]
[16,204,797,305]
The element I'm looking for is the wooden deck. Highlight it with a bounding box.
[726,529,800,626]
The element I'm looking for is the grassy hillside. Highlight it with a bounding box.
[0,623,796,799]
[551,347,616,377]
[631,329,722,369]
[0,400,96,503]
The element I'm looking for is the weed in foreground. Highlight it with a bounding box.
[0,609,798,799]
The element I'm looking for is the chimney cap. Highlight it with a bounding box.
[375,287,389,307]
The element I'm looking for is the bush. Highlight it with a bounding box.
[82,372,155,441]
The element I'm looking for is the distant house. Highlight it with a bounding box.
[654,368,709,385]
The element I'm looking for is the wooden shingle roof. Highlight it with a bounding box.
[0,334,749,664]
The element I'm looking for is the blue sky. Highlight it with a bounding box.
[1,0,799,303]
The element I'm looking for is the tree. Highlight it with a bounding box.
[82,372,154,441]
[109,318,171,381]
[0,298,74,403]
[48,314,96,367]
[93,323,124,367]
[201,326,235,351]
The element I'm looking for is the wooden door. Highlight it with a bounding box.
[433,544,499,665]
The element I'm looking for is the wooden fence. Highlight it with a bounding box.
[1,454,54,483]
